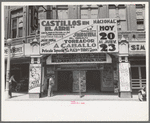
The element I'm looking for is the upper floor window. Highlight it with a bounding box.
[137,19,144,30]
[109,4,127,31]
[11,8,23,38]
[57,5,68,19]
[37,7,45,34]
[29,6,38,34]
[136,4,145,30]
[118,5,127,31]
[109,5,116,18]
[81,5,98,19]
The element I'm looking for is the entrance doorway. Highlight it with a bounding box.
[86,70,101,92]
[131,66,146,89]
[57,71,72,92]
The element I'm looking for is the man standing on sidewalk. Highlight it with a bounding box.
[9,75,17,98]
[47,76,55,97]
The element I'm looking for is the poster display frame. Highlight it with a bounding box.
[119,62,132,92]
[28,64,42,93]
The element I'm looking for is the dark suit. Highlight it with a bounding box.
[47,77,54,97]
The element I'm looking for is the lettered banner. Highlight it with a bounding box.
[40,19,118,54]
[129,42,146,51]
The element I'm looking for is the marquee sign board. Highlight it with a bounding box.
[5,44,23,57]
[40,19,118,54]
[129,42,146,51]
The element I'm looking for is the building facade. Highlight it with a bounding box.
[4,4,146,98]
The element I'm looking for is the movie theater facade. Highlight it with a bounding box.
[4,5,146,98]
[27,18,135,98]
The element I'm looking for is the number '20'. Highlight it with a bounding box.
[99,32,115,40]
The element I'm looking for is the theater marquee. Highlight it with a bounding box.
[40,19,118,54]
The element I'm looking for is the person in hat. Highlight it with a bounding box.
[9,75,17,98]
[47,76,55,97]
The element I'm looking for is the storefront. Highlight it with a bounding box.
[5,44,30,92]
[44,53,114,93]
[28,18,133,98]
[129,42,146,91]
[4,5,147,99]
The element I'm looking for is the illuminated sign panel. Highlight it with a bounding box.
[40,19,118,54]
[5,45,23,57]
[52,53,106,63]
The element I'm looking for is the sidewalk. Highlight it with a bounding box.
[6,92,139,101]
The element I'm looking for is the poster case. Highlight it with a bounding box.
[29,64,41,93]
[73,71,86,92]
[119,63,131,92]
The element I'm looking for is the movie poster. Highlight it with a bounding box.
[29,64,41,93]
[73,71,86,92]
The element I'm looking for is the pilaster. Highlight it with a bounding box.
[28,38,42,98]
[118,35,132,98]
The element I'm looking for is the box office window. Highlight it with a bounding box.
[11,9,23,38]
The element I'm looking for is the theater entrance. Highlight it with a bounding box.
[86,70,101,92]
[57,71,72,92]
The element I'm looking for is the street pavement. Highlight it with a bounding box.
[5,92,139,101]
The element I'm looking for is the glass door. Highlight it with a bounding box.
[131,66,146,89]
[72,71,86,92]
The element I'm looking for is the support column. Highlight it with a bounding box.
[118,35,132,98]
[29,37,42,98]
[29,56,42,98]
[5,44,11,99]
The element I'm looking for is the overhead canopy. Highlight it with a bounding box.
[46,53,112,64]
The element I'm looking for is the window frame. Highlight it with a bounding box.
[118,5,127,31]
[56,5,68,19]
[80,5,98,19]
[136,4,145,31]
[28,6,36,35]
[11,9,23,39]
[131,65,146,89]
[28,6,46,35]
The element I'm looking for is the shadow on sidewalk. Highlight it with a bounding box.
[11,91,28,98]
[40,91,119,98]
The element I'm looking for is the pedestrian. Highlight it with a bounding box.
[9,75,17,98]
[69,73,73,93]
[47,76,55,97]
